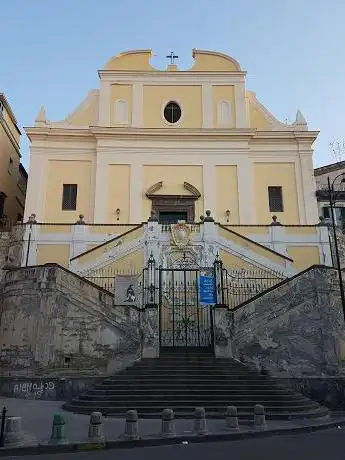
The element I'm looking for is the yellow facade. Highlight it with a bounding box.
[68,92,99,126]
[44,160,92,223]
[143,85,202,128]
[254,163,300,225]
[248,100,272,129]
[110,84,132,125]
[191,50,241,72]
[213,86,236,127]
[216,166,239,224]
[23,49,324,277]
[36,244,71,267]
[104,50,155,71]
[218,226,288,268]
[142,165,203,220]
[0,94,26,227]
[107,165,130,223]
[287,246,320,271]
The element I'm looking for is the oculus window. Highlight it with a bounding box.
[164,101,181,124]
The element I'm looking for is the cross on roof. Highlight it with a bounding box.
[166,51,179,65]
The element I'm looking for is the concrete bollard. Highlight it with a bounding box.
[88,412,104,441]
[123,410,139,441]
[193,407,208,435]
[225,406,240,432]
[4,417,24,447]
[161,409,176,438]
[254,404,267,430]
[49,413,68,444]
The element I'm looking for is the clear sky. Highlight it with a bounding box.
[1,0,344,169]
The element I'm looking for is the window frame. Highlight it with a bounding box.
[268,186,284,213]
[161,100,183,126]
[62,184,78,211]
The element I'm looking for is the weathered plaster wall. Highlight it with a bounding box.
[0,264,140,376]
[232,266,345,377]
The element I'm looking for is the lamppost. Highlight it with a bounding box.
[328,174,345,320]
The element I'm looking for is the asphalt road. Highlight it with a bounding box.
[4,428,345,460]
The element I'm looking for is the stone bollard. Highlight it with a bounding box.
[161,409,176,438]
[49,413,68,444]
[254,404,267,430]
[88,412,104,442]
[225,406,240,432]
[123,410,139,441]
[4,417,24,447]
[193,407,208,435]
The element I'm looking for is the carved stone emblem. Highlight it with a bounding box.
[171,223,191,249]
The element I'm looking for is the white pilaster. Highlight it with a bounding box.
[299,153,319,224]
[71,224,88,258]
[234,82,248,128]
[202,84,213,128]
[93,153,108,223]
[129,163,142,223]
[98,80,111,126]
[24,153,47,221]
[237,158,256,224]
[203,162,216,217]
[132,84,143,128]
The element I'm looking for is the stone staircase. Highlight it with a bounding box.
[64,348,328,421]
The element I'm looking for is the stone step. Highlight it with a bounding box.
[63,353,328,421]
[71,399,320,411]
[87,387,299,395]
[80,395,309,404]
[101,375,278,381]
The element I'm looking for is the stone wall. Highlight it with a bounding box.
[232,265,345,377]
[0,264,140,376]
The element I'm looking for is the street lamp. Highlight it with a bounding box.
[328,174,345,321]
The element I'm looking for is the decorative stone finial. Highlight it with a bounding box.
[293,109,308,130]
[203,210,214,222]
[318,216,329,226]
[35,106,47,126]
[27,213,37,224]
[270,215,282,226]
[148,210,158,222]
[75,214,85,225]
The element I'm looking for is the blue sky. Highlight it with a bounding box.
[1,0,344,169]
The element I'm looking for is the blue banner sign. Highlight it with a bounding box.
[199,275,216,305]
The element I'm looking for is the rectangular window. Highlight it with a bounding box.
[322,206,330,219]
[268,186,284,212]
[8,157,14,175]
[62,184,77,210]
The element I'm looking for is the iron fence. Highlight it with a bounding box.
[218,265,285,309]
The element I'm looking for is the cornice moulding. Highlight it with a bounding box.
[98,70,247,79]
[24,125,318,146]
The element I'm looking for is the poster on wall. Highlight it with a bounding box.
[114,275,140,306]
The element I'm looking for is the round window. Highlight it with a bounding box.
[164,101,181,124]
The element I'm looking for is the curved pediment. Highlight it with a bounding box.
[146,181,201,198]
[104,50,156,71]
[191,49,242,72]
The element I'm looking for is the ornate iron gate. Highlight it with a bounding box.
[158,268,214,348]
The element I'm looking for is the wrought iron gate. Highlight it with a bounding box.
[158,268,214,348]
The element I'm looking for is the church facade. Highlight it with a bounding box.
[22,49,329,274]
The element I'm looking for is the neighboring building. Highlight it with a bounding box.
[0,93,27,228]
[22,49,328,272]
[314,160,345,226]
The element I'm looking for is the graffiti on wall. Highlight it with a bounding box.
[13,381,55,399]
